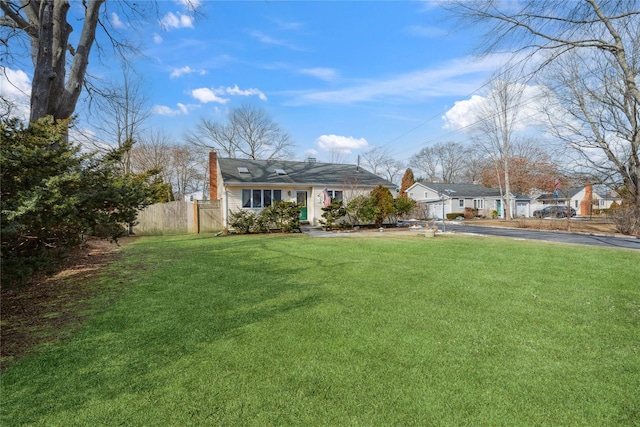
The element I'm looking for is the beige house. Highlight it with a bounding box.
[208,151,396,227]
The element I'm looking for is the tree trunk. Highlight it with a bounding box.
[25,0,104,123]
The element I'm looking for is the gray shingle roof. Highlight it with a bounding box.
[417,182,502,197]
[412,182,530,200]
[218,158,395,188]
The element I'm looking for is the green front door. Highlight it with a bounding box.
[296,191,308,221]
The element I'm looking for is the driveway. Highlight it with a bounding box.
[444,223,640,250]
[301,224,640,250]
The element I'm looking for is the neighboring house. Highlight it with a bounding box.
[534,184,622,215]
[208,151,396,227]
[184,191,207,202]
[406,182,530,219]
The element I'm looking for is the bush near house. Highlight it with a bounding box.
[228,201,301,234]
[320,199,347,230]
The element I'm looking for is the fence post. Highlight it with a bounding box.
[194,200,200,234]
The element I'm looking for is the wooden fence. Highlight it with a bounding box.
[132,200,222,235]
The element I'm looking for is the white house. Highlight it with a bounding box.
[184,191,206,202]
[208,151,396,227]
[406,182,529,219]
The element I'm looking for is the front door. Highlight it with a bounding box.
[296,191,308,221]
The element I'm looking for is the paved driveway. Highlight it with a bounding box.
[301,224,640,250]
[444,223,640,250]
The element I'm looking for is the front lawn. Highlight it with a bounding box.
[2,234,639,426]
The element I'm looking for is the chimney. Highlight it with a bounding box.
[209,150,218,200]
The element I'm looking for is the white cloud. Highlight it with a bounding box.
[152,103,199,116]
[153,33,163,44]
[316,135,369,154]
[170,65,206,79]
[299,68,338,82]
[153,105,184,116]
[289,53,513,105]
[248,30,304,51]
[160,12,194,30]
[441,95,486,130]
[442,84,548,132]
[191,85,267,103]
[111,12,126,29]
[0,67,31,120]
[225,84,267,101]
[191,88,228,104]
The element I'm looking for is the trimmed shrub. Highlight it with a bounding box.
[228,201,301,234]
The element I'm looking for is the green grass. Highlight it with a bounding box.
[2,234,639,426]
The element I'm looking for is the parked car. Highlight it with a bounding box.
[533,205,577,218]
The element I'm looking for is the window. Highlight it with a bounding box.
[327,190,343,201]
[237,167,250,174]
[459,199,464,208]
[274,168,287,175]
[242,189,282,208]
[424,191,428,198]
[474,199,484,209]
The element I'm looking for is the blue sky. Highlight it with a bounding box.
[2,1,519,164]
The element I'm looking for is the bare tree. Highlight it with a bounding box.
[543,48,640,205]
[188,105,294,160]
[1,0,104,122]
[0,1,197,124]
[409,146,439,182]
[473,75,526,220]
[480,139,561,195]
[87,63,150,173]
[460,146,488,184]
[131,131,210,201]
[360,146,391,176]
[130,130,172,177]
[380,158,404,185]
[447,0,640,206]
[410,141,469,183]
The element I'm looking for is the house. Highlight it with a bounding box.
[208,151,396,227]
[184,191,207,202]
[534,184,623,216]
[406,182,530,219]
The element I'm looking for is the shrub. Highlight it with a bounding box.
[228,209,257,233]
[228,201,301,234]
[272,201,301,232]
[370,185,395,227]
[320,199,347,230]
[447,212,464,220]
[345,195,374,227]
[611,203,640,235]
[464,207,478,219]
[394,197,417,220]
[1,118,160,283]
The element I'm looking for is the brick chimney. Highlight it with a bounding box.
[209,150,218,200]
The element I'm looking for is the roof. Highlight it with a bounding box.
[409,182,502,198]
[218,158,396,188]
[536,186,592,202]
